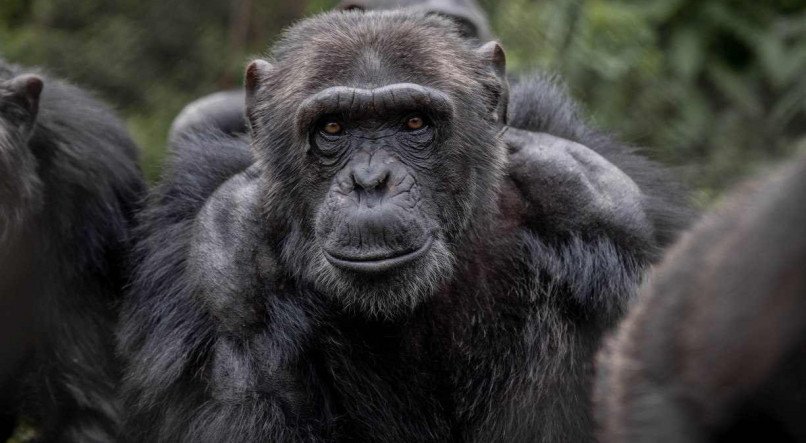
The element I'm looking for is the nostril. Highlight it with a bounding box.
[352,168,389,191]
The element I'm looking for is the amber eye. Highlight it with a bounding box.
[321,121,343,135]
[406,115,426,130]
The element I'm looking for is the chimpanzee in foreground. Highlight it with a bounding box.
[0,61,145,441]
[596,152,806,442]
[119,10,690,441]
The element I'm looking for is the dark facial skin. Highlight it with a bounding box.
[300,85,451,272]
[243,15,507,316]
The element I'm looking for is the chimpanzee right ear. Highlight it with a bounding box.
[244,59,274,126]
[475,42,509,127]
[8,74,44,116]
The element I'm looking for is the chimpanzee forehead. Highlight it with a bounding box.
[318,47,446,91]
[274,11,479,90]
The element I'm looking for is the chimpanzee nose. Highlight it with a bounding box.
[352,166,390,192]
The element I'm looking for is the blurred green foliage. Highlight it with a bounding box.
[1,0,804,202]
[483,0,806,203]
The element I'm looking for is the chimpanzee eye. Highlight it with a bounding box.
[405,115,427,131]
[320,120,343,136]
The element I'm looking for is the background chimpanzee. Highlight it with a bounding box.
[595,152,806,442]
[336,0,492,40]
[168,89,249,144]
[167,0,493,144]
[0,61,145,441]
[119,11,690,441]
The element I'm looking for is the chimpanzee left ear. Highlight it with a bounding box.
[244,59,274,129]
[8,74,44,116]
[475,41,509,127]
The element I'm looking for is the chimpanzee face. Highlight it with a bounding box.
[245,12,507,317]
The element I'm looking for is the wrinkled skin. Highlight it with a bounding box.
[120,11,690,442]
[301,85,460,312]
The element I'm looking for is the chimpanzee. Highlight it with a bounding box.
[0,61,145,441]
[119,11,689,441]
[595,153,806,442]
[168,89,249,143]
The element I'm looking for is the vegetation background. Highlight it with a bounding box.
[1,0,805,205]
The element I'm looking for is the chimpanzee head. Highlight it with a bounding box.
[0,73,42,145]
[0,73,43,242]
[336,0,493,41]
[246,11,507,317]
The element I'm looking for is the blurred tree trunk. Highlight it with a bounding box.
[220,0,254,88]
[219,0,309,88]
[251,0,310,48]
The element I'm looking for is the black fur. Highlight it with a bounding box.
[120,11,690,441]
[0,60,145,441]
[595,152,806,442]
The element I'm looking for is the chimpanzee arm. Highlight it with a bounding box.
[504,75,692,321]
[118,132,329,441]
[506,127,653,252]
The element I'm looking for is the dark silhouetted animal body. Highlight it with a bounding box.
[0,61,145,441]
[120,11,689,441]
[595,153,806,442]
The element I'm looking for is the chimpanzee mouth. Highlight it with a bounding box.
[323,236,434,274]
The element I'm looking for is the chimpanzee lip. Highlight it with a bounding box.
[324,236,434,274]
